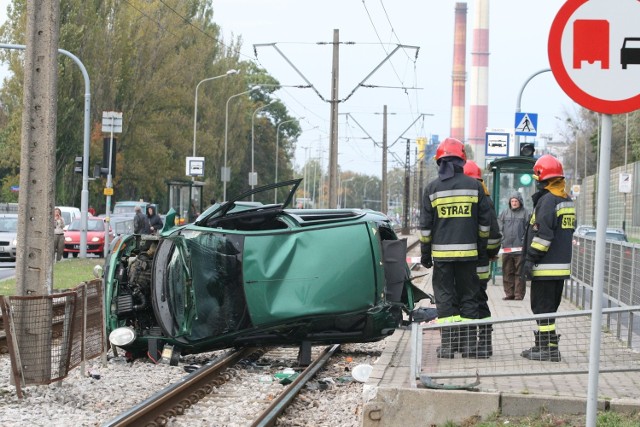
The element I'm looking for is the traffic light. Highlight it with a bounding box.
[517,173,534,186]
[520,142,535,157]
[74,156,83,174]
[103,137,117,178]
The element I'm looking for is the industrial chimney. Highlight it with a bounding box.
[450,3,467,142]
[469,0,490,167]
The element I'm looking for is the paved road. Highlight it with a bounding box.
[0,261,15,281]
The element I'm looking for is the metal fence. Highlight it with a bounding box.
[410,236,640,395]
[0,280,104,398]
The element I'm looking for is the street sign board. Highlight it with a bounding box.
[101,111,123,133]
[619,172,632,193]
[514,112,538,136]
[485,132,509,157]
[548,0,640,114]
[186,156,205,177]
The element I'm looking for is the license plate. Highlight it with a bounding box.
[73,245,80,249]
[0,247,4,252]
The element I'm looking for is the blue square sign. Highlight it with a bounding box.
[514,112,538,136]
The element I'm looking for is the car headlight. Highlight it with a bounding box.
[93,265,103,278]
[109,327,136,347]
[65,236,72,242]
[91,236,101,242]
[12,238,17,246]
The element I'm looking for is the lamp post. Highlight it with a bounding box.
[192,69,238,157]
[363,178,375,208]
[224,85,260,201]
[341,177,354,209]
[275,117,303,203]
[251,100,277,198]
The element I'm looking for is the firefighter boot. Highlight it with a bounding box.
[436,326,458,359]
[461,325,478,358]
[523,332,561,362]
[520,331,541,359]
[476,324,493,359]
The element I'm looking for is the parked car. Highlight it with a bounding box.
[574,225,595,236]
[104,179,428,361]
[57,206,81,228]
[111,200,150,218]
[63,217,113,258]
[584,228,627,242]
[0,213,18,262]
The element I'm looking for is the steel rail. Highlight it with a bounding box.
[102,347,261,427]
[251,344,341,427]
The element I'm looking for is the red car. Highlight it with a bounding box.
[63,217,113,258]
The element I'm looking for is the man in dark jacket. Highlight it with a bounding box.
[419,138,492,359]
[133,205,147,234]
[521,155,575,362]
[498,191,530,300]
[463,160,502,358]
[146,205,163,235]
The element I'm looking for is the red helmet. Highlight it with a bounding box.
[435,137,466,162]
[463,160,482,180]
[533,154,564,181]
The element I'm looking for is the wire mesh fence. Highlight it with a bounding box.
[0,280,104,398]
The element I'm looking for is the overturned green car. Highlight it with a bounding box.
[104,179,426,362]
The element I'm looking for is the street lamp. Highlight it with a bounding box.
[363,178,375,208]
[223,85,260,201]
[341,177,354,209]
[251,99,277,197]
[192,69,238,157]
[275,117,304,203]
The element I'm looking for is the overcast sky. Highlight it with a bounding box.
[1,1,578,177]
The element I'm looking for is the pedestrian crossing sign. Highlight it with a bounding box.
[514,112,538,136]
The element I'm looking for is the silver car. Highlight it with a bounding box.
[0,213,18,262]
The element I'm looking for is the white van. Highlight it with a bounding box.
[57,206,81,228]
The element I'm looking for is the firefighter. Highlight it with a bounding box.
[463,160,502,358]
[521,155,575,362]
[419,138,492,359]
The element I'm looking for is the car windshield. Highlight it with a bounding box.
[585,231,626,241]
[68,219,105,232]
[0,217,18,232]
[113,205,138,214]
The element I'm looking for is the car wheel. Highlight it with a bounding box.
[72,252,78,258]
[63,252,69,259]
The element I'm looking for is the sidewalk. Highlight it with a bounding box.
[362,250,640,426]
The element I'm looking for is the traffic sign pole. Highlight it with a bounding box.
[548,2,640,424]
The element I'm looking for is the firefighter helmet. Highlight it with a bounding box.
[435,138,466,163]
[463,160,482,180]
[533,154,564,181]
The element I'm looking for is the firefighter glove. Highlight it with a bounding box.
[421,254,433,269]
[523,260,535,281]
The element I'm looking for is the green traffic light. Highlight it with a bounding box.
[519,173,533,186]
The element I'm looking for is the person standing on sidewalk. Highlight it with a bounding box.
[498,192,529,300]
[419,138,492,359]
[463,160,502,358]
[521,155,575,362]
[53,207,65,262]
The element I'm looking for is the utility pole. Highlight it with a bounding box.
[328,29,340,208]
[402,138,411,235]
[15,0,60,384]
[381,105,388,214]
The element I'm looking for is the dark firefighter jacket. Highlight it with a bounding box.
[477,190,502,282]
[419,171,492,262]
[524,180,575,280]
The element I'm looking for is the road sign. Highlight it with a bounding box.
[619,172,632,193]
[186,156,205,177]
[101,111,123,133]
[103,187,113,196]
[485,132,510,157]
[548,0,640,114]
[514,112,538,136]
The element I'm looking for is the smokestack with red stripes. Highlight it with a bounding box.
[450,2,467,142]
[469,0,490,168]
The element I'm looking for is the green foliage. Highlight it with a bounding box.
[0,0,302,210]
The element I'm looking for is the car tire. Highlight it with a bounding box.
[63,252,69,259]
[72,252,78,258]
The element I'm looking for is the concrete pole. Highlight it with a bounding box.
[381,105,388,214]
[15,0,60,384]
[16,0,60,297]
[328,29,340,208]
